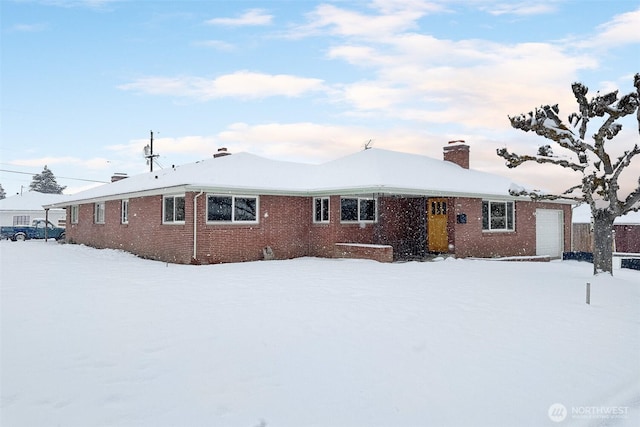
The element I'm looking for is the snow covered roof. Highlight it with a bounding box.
[0,191,68,211]
[45,148,542,207]
[572,204,640,225]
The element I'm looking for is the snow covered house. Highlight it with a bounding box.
[0,191,67,227]
[45,143,572,264]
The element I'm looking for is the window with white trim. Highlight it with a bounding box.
[482,201,514,231]
[340,197,377,222]
[94,202,105,224]
[313,197,329,223]
[207,195,258,223]
[163,195,185,223]
[13,215,30,226]
[121,199,129,224]
[70,205,78,224]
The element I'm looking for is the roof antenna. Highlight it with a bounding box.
[143,130,160,172]
[364,139,374,150]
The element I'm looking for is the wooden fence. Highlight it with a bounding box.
[572,224,640,253]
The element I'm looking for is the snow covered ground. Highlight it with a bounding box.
[1,241,638,427]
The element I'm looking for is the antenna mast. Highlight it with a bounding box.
[144,130,159,172]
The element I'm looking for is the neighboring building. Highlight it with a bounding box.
[46,143,573,264]
[0,191,68,227]
[572,204,640,253]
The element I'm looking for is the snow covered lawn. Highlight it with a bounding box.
[1,241,638,427]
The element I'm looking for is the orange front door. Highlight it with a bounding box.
[428,198,448,252]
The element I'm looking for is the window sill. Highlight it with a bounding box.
[205,221,259,225]
[340,221,377,224]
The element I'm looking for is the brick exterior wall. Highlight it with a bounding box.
[65,192,572,264]
[308,195,378,258]
[613,224,640,253]
[377,197,426,259]
[66,195,194,263]
[450,198,572,258]
[195,195,310,264]
[334,243,393,263]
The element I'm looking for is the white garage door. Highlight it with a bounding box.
[536,209,564,258]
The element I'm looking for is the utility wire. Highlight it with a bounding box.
[0,169,109,184]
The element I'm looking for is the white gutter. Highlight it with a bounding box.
[43,185,190,209]
[193,190,204,262]
[44,184,575,210]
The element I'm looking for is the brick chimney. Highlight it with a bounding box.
[213,147,231,158]
[111,173,128,182]
[443,140,469,169]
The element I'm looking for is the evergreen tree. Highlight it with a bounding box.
[498,74,640,275]
[29,166,66,194]
[0,183,6,200]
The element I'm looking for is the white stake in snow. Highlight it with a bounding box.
[586,282,591,305]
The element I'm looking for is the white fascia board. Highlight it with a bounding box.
[188,185,514,199]
[184,185,533,200]
[44,185,190,208]
[1,208,65,212]
[305,186,528,200]
[185,185,307,197]
[44,183,571,209]
[539,198,579,205]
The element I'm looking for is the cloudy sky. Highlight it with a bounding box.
[1,0,639,196]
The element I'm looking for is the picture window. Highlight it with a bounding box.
[207,195,258,223]
[340,197,377,222]
[482,201,514,231]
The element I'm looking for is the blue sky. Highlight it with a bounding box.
[1,0,639,196]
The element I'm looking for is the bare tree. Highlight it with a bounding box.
[497,74,640,275]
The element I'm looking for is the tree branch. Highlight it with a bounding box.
[497,147,585,172]
[572,82,591,140]
[503,74,640,232]
[507,188,584,203]
[635,73,640,135]
[621,182,640,214]
[509,102,595,163]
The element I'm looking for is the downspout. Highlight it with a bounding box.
[193,191,204,263]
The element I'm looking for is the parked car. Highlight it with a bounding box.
[1,219,66,241]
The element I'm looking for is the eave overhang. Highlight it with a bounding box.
[44,183,574,209]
